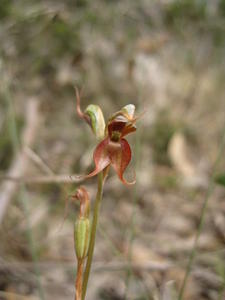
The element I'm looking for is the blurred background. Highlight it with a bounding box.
[0,0,225,299]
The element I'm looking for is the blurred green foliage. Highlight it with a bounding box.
[149,113,176,165]
[219,0,225,16]
[49,15,81,56]
[214,173,225,187]
[149,110,197,166]
[158,174,178,190]
[0,115,24,170]
[165,0,206,24]
[0,0,12,20]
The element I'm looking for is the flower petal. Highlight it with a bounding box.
[107,119,137,140]
[107,120,126,140]
[86,137,111,178]
[122,104,135,119]
[109,104,136,123]
[121,123,137,137]
[109,138,135,185]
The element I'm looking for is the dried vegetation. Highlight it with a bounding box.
[0,1,225,299]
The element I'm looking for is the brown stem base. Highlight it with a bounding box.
[75,260,83,300]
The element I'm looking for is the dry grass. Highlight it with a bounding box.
[0,1,225,299]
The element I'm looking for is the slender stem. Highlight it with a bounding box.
[82,172,104,300]
[75,260,84,300]
[178,127,225,300]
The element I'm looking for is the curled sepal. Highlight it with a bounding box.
[85,104,105,140]
[75,87,105,140]
[74,217,90,260]
[85,137,111,178]
[109,139,135,185]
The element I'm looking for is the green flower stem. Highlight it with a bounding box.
[82,172,104,300]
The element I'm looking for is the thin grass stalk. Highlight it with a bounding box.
[6,92,45,300]
[124,130,144,299]
[98,223,151,298]
[178,127,225,300]
[82,172,104,300]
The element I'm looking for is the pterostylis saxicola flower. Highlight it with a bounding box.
[73,87,140,300]
[75,88,138,185]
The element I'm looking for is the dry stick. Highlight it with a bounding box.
[2,96,45,300]
[0,174,82,184]
[0,257,172,272]
[6,146,86,300]
[24,146,54,175]
[178,127,225,300]
[0,290,34,300]
[5,146,84,299]
[0,145,81,185]
[82,172,104,300]
[0,99,40,224]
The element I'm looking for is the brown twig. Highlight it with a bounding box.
[0,99,40,224]
[24,146,54,175]
[0,290,37,300]
[0,174,83,184]
[0,258,172,272]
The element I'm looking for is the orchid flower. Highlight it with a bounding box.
[75,88,137,185]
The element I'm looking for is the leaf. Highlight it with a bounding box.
[214,173,225,187]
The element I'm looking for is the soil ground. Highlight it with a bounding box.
[0,1,225,300]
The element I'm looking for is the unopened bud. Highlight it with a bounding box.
[74,217,90,260]
[85,104,105,140]
[73,186,90,218]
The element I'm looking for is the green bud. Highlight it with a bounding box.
[74,217,90,259]
[85,104,105,140]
